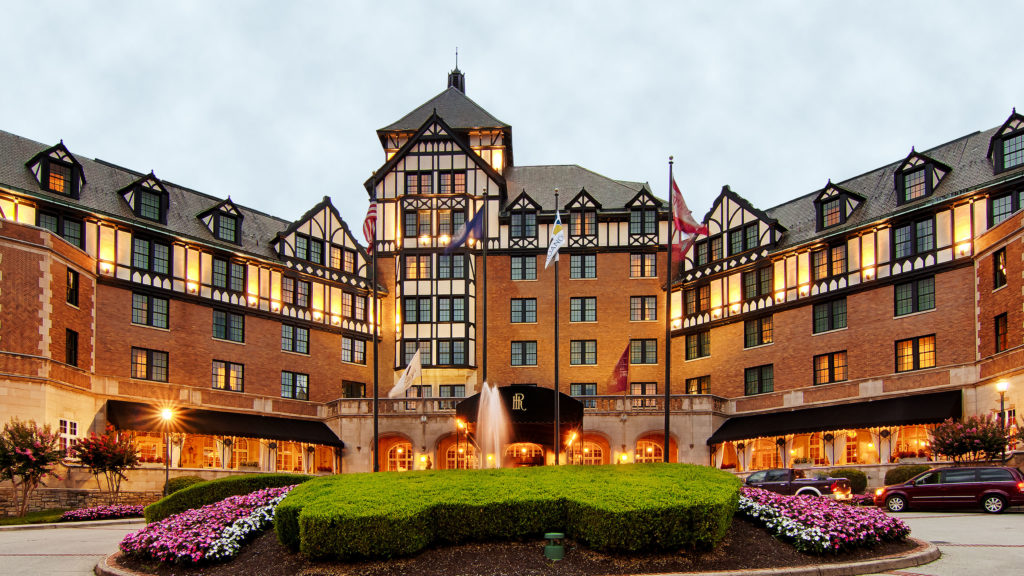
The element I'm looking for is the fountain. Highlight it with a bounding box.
[475,382,511,468]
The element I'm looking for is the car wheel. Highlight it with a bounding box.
[981,495,1006,514]
[885,495,907,513]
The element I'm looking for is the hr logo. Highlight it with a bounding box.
[512,393,525,411]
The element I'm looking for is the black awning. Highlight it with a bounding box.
[106,400,344,447]
[455,385,583,446]
[707,390,962,445]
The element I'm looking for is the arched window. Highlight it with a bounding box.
[276,441,303,472]
[505,442,544,466]
[445,444,478,469]
[635,440,663,463]
[568,441,604,465]
[387,441,413,471]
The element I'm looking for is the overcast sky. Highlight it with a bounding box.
[3,1,1022,230]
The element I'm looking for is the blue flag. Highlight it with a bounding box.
[445,208,484,253]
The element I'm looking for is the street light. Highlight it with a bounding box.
[996,381,1009,461]
[161,408,174,496]
[455,418,466,470]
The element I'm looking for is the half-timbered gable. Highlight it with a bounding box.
[565,189,600,248]
[25,141,86,199]
[505,191,541,249]
[988,108,1024,174]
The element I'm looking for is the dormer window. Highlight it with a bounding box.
[26,142,85,199]
[214,213,238,243]
[903,168,926,201]
[199,199,244,244]
[137,188,162,220]
[1003,132,1024,170]
[814,182,864,231]
[48,162,72,194]
[988,110,1024,174]
[894,150,949,205]
[728,223,759,255]
[121,175,169,223]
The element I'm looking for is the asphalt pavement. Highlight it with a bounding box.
[0,519,142,576]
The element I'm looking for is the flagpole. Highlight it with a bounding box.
[663,157,673,463]
[371,196,380,472]
[482,193,489,383]
[553,189,561,466]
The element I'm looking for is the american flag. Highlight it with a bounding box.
[362,201,377,254]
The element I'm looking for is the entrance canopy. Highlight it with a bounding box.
[707,390,962,445]
[105,399,344,447]
[455,385,583,446]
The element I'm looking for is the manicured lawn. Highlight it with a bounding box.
[0,508,68,526]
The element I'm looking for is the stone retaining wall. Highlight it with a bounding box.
[0,487,162,517]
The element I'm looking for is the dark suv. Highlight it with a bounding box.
[874,466,1024,513]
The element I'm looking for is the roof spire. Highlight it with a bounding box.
[448,49,465,93]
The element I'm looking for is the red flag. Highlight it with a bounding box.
[362,201,377,254]
[608,344,630,394]
[671,176,708,236]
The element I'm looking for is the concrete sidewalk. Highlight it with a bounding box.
[0,520,143,575]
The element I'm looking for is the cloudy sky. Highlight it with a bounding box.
[2,1,1022,229]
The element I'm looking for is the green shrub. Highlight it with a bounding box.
[145,473,312,522]
[276,464,739,560]
[884,465,931,486]
[829,468,868,494]
[163,475,205,495]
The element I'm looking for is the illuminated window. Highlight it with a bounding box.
[895,335,935,372]
[744,316,773,348]
[438,171,466,194]
[132,347,168,382]
[47,162,71,193]
[66,268,79,306]
[685,376,710,394]
[994,248,1007,288]
[567,441,603,465]
[405,172,431,195]
[570,210,596,237]
[387,442,413,471]
[404,255,431,279]
[211,360,244,391]
[812,245,846,281]
[630,253,656,278]
[903,168,927,202]
[821,198,841,228]
[446,443,478,470]
[635,440,663,463]
[631,382,657,408]
[813,351,847,385]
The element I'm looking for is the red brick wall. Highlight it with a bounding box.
[976,226,1022,359]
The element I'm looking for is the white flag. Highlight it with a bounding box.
[389,350,422,398]
[545,210,565,269]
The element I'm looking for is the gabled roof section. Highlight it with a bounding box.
[378,86,509,135]
[815,180,866,205]
[25,140,86,186]
[987,108,1024,158]
[624,187,663,209]
[504,165,655,212]
[364,112,505,195]
[565,188,602,210]
[197,197,242,220]
[702,185,784,233]
[117,171,167,197]
[895,148,953,178]
[507,190,542,211]
[273,195,342,247]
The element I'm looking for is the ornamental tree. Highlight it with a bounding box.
[929,415,1009,463]
[72,424,140,505]
[0,419,64,516]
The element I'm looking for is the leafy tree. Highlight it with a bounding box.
[929,416,1009,464]
[0,419,64,516]
[72,425,140,505]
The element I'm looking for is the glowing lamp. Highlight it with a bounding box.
[331,315,341,325]
[187,282,198,293]
[730,303,740,313]
[99,261,113,274]
[711,308,722,319]
[161,408,174,422]
[396,447,403,454]
[271,300,281,312]
[862,267,875,280]
[521,447,527,454]
[671,319,682,330]
[419,455,427,464]
[439,235,450,244]
[996,380,1009,393]
[458,447,464,454]
[774,291,785,303]
[620,453,629,463]
[647,446,654,453]
[313,311,323,321]
[418,235,431,245]
[247,295,258,306]
[956,242,972,257]
[798,284,809,296]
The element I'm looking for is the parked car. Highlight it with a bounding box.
[744,468,852,499]
[873,466,1024,513]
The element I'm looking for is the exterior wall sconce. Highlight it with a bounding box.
[99,261,113,274]
[862,267,875,281]
[798,284,809,296]
[330,314,341,325]
[313,311,323,321]
[711,307,721,319]
[774,291,785,304]
[187,282,198,293]
[956,242,972,257]
[670,318,682,330]
[247,295,258,306]
[418,235,431,245]
[439,235,450,245]
[729,303,740,313]
[271,300,281,312]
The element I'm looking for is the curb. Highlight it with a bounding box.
[95,538,941,576]
[0,518,145,532]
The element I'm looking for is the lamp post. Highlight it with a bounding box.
[996,380,1009,461]
[455,418,465,469]
[161,408,174,496]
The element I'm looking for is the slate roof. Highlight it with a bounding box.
[0,129,291,260]
[379,86,510,133]
[504,165,661,212]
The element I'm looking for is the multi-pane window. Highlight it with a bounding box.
[629,253,656,278]
[211,360,243,391]
[404,255,431,279]
[438,384,466,410]
[342,381,365,398]
[744,316,773,348]
[570,254,597,279]
[685,331,710,360]
[628,208,657,235]
[132,293,169,328]
[894,218,935,259]
[813,298,847,333]
[437,297,466,322]
[710,236,723,261]
[354,295,367,321]
[570,340,597,365]
[629,339,657,364]
[212,259,245,292]
[570,383,597,408]
[894,277,935,316]
[295,234,324,264]
[281,278,310,308]
[341,292,354,318]
[744,365,774,395]
[212,310,244,342]
[131,237,170,275]
[58,418,78,455]
[1003,132,1024,170]
[47,162,71,193]
[821,198,841,228]
[685,376,710,394]
[281,324,309,354]
[405,172,432,194]
[511,255,537,280]
[403,340,431,365]
[813,351,847,385]
[989,191,1024,227]
[896,335,936,372]
[66,268,79,306]
[403,210,424,238]
[995,314,1009,353]
[281,371,309,400]
[436,340,467,365]
[131,347,168,382]
[903,168,927,202]
[136,189,163,221]
[403,297,432,324]
[37,212,83,248]
[511,341,537,366]
[994,248,1007,289]
[438,254,465,279]
[510,298,536,323]
[65,329,78,367]
[630,296,657,321]
[510,210,537,239]
[215,213,238,243]
[342,337,366,364]
[730,223,759,254]
[438,171,466,194]
[570,211,596,237]
[694,241,709,266]
[437,209,466,237]
[685,284,711,315]
[812,245,847,281]
[743,267,772,300]
[631,382,657,408]
[570,297,597,322]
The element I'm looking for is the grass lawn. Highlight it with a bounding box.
[0,508,68,526]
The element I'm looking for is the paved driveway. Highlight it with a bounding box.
[0,520,142,576]
[871,509,1024,576]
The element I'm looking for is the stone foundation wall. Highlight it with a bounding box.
[0,487,162,518]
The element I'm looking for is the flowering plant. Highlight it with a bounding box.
[0,419,64,516]
[71,425,140,505]
[61,504,144,521]
[120,485,294,564]
[738,487,909,554]
[930,416,1009,463]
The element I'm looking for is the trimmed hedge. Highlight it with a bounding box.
[164,475,205,495]
[145,473,312,522]
[884,465,931,486]
[829,468,868,494]
[276,464,739,560]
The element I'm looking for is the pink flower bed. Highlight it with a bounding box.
[120,485,294,564]
[60,504,144,521]
[739,487,910,554]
